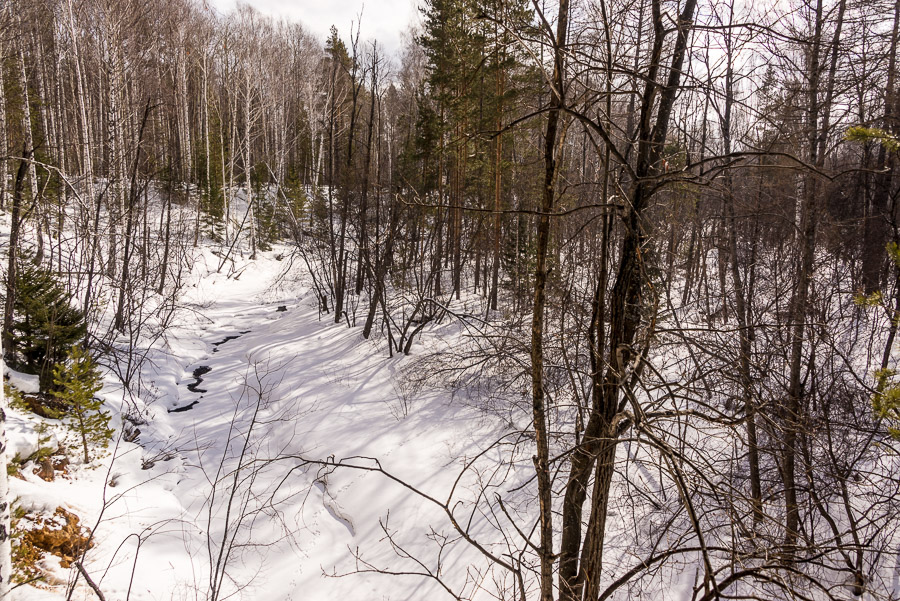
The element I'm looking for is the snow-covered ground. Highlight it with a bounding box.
[13,245,514,600]
[11,204,898,601]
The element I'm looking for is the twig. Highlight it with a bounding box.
[74,561,106,601]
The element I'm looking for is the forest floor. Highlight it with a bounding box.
[11,244,516,601]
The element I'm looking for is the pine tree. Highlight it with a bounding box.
[416,0,533,299]
[52,346,111,463]
[7,261,87,392]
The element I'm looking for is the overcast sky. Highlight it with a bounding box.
[208,0,421,57]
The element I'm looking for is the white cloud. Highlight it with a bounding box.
[209,0,420,56]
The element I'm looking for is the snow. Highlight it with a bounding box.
[9,201,897,601]
[12,243,509,601]
[6,410,59,463]
[8,369,39,394]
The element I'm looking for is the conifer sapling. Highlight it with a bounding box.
[52,346,112,463]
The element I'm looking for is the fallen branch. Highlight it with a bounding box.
[74,561,106,601]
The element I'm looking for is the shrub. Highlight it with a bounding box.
[52,346,112,462]
[5,382,65,419]
[5,383,27,412]
[874,368,900,441]
[857,243,900,440]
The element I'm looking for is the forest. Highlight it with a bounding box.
[1,0,900,598]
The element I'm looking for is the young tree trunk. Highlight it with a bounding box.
[356,45,379,296]
[719,0,762,523]
[178,46,193,187]
[220,97,231,247]
[105,36,128,280]
[559,0,697,596]
[16,45,41,264]
[489,58,503,312]
[783,0,843,555]
[452,119,464,300]
[0,34,8,211]
[433,106,445,298]
[196,52,211,248]
[244,71,256,259]
[862,0,899,293]
[33,34,58,268]
[363,202,399,339]
[3,151,30,356]
[159,175,173,294]
[114,99,152,331]
[531,2,570,599]
[335,39,362,324]
[64,0,97,314]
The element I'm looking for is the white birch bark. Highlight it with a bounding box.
[16,47,38,204]
[33,34,56,264]
[244,70,256,257]
[15,33,50,268]
[203,50,210,204]
[195,49,210,247]
[178,44,193,186]
[227,86,238,246]
[66,0,97,310]
[106,35,127,278]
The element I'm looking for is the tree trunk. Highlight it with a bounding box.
[784,0,843,555]
[114,99,152,331]
[531,2,570,599]
[3,151,30,358]
[719,1,762,522]
[862,0,899,293]
[0,34,8,211]
[244,71,256,259]
[16,45,41,265]
[489,57,504,312]
[356,46,379,295]
[559,0,697,595]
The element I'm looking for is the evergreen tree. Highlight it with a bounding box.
[7,260,87,392]
[416,0,534,298]
[52,345,111,463]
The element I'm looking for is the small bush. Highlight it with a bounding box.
[52,346,112,462]
[7,454,22,477]
[5,383,25,412]
[28,423,57,464]
[11,507,43,585]
[8,381,68,419]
